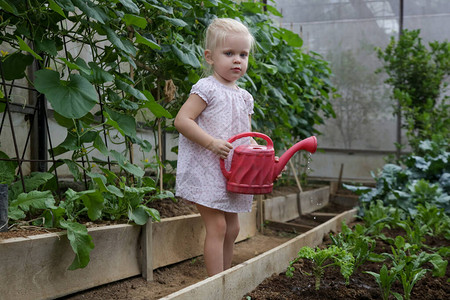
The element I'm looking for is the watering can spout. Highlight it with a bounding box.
[273,136,317,181]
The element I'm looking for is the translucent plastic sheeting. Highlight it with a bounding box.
[271,0,450,180]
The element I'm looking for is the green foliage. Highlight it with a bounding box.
[330,222,383,270]
[286,245,355,290]
[1,0,335,270]
[60,220,95,270]
[415,203,450,239]
[384,236,448,300]
[344,139,450,218]
[364,224,448,300]
[365,264,402,300]
[377,29,450,152]
[0,150,17,184]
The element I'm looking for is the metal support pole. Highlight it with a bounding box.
[0,184,8,232]
[396,0,404,159]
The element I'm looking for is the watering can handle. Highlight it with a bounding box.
[220,132,273,179]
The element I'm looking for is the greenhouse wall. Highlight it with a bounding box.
[272,0,450,182]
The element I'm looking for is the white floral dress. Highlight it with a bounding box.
[175,76,254,213]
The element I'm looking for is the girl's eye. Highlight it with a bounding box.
[240,53,248,58]
[225,51,233,56]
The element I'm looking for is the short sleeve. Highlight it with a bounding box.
[243,90,254,115]
[190,78,212,104]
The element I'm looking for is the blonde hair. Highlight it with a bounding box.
[203,18,255,75]
[205,18,255,53]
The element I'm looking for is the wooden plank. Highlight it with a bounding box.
[265,219,313,233]
[309,212,337,222]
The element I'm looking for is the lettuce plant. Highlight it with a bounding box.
[286,245,355,290]
[330,222,384,270]
[384,236,448,300]
[415,203,450,239]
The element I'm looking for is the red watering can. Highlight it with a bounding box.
[220,132,317,194]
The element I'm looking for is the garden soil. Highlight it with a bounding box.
[244,225,450,300]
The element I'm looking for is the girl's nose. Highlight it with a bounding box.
[233,56,241,63]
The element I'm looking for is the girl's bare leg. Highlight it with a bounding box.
[223,212,240,270]
[196,204,227,276]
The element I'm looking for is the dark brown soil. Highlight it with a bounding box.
[244,225,450,300]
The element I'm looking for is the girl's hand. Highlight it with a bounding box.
[206,139,233,159]
[274,156,287,181]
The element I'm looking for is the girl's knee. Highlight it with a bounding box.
[226,219,240,239]
[207,217,227,238]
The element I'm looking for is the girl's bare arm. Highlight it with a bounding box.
[174,94,232,158]
[249,115,258,145]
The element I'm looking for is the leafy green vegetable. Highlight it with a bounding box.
[286,246,355,290]
[365,264,402,300]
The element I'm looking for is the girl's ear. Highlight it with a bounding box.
[204,49,213,65]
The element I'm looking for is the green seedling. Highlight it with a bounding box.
[330,222,384,270]
[384,236,448,300]
[286,245,355,290]
[365,264,402,300]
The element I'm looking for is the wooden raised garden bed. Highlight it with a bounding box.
[0,186,337,300]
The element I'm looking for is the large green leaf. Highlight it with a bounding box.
[8,206,25,220]
[10,190,56,211]
[171,44,201,68]
[142,90,172,118]
[48,0,66,17]
[128,205,150,225]
[0,0,19,15]
[88,62,114,84]
[62,159,82,181]
[102,26,136,56]
[135,32,161,50]
[115,79,147,100]
[34,69,97,119]
[72,0,108,24]
[0,151,17,184]
[104,106,137,138]
[118,0,139,14]
[158,15,187,27]
[79,190,104,220]
[60,220,95,270]
[110,150,145,178]
[16,36,42,60]
[279,28,303,48]
[93,135,110,156]
[35,38,58,56]
[8,172,55,201]
[1,52,34,80]
[54,0,75,11]
[123,14,147,29]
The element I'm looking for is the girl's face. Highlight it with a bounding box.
[205,33,251,87]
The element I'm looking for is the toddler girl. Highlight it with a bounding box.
[174,17,255,276]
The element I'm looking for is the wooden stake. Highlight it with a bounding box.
[158,119,163,191]
[256,194,264,234]
[286,148,302,193]
[337,163,344,191]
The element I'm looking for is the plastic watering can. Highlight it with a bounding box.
[220,132,317,194]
